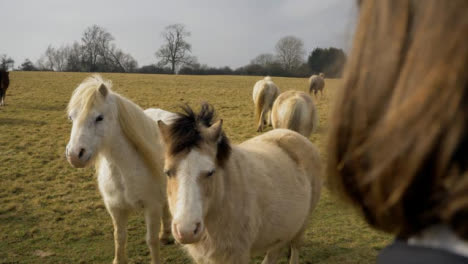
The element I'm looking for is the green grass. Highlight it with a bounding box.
[0,72,391,263]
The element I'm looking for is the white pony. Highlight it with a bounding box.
[158,103,322,264]
[252,76,280,132]
[65,75,176,264]
[271,90,318,137]
[308,73,325,98]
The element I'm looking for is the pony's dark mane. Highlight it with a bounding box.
[167,103,231,166]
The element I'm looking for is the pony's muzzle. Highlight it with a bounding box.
[66,146,90,168]
[172,221,203,244]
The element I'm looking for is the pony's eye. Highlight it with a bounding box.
[206,169,215,177]
[95,115,104,122]
[164,170,173,177]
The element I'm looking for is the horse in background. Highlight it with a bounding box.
[157,103,322,264]
[309,73,325,98]
[252,76,279,132]
[65,75,174,264]
[271,90,318,138]
[0,70,10,106]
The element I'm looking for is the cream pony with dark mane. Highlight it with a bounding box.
[252,76,280,132]
[158,103,322,264]
[66,75,176,264]
[271,90,318,137]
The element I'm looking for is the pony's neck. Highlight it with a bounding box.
[102,125,144,172]
[98,94,164,178]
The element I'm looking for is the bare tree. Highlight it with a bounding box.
[275,36,305,72]
[44,45,56,70]
[37,45,70,71]
[65,41,84,72]
[54,46,69,71]
[0,54,15,71]
[155,24,196,74]
[106,45,138,72]
[81,24,114,72]
[20,59,37,71]
[250,53,277,67]
[35,25,137,73]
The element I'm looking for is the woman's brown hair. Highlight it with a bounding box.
[328,0,468,239]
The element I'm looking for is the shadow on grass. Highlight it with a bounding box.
[0,118,47,126]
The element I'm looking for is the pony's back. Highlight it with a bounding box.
[272,91,317,137]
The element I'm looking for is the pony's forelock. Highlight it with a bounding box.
[167,103,231,166]
[67,74,113,117]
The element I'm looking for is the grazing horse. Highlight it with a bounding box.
[0,70,10,106]
[271,90,318,137]
[308,73,325,98]
[157,103,322,264]
[65,75,174,264]
[252,76,280,132]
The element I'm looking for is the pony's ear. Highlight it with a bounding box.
[206,119,223,143]
[157,120,170,143]
[98,83,108,97]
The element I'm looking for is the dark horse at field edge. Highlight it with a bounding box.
[0,70,10,106]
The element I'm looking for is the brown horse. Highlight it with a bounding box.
[0,70,10,106]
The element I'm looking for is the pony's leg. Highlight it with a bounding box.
[266,109,272,127]
[289,246,300,264]
[261,247,284,264]
[257,109,265,132]
[159,200,173,244]
[109,207,130,264]
[288,227,305,264]
[144,207,162,264]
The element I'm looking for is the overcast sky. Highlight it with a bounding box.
[1,0,357,69]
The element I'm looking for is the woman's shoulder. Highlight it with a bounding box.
[378,240,468,264]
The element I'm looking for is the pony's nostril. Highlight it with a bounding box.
[78,148,85,159]
[194,222,201,235]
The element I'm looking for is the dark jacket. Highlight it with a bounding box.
[378,240,468,264]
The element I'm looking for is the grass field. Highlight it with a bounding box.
[0,72,391,263]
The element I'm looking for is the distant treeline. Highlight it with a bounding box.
[2,24,347,78]
[178,47,346,78]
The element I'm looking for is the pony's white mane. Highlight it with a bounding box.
[68,75,164,183]
[264,76,272,82]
